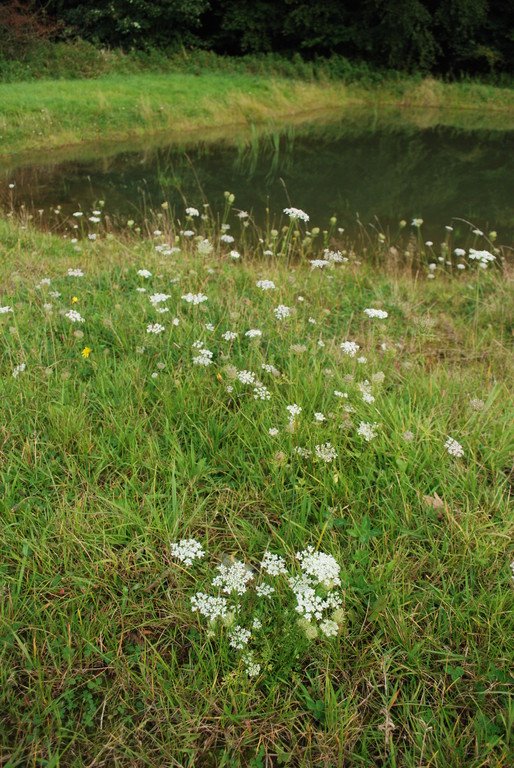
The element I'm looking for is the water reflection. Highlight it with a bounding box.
[2,108,513,241]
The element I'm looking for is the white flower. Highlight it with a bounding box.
[334,390,348,398]
[245,329,262,338]
[445,436,464,458]
[193,348,213,366]
[260,552,287,576]
[256,279,276,290]
[181,292,208,305]
[221,234,235,244]
[149,293,171,306]
[340,341,360,357]
[286,403,302,417]
[65,309,85,323]
[243,652,261,677]
[170,538,205,566]
[0,306,13,314]
[357,421,378,441]
[262,363,279,376]
[222,330,238,341]
[454,248,466,257]
[12,363,26,378]
[468,248,495,265]
[310,259,329,269]
[237,370,256,385]
[237,210,249,219]
[191,593,228,621]
[284,207,309,222]
[314,412,326,422]
[274,304,292,320]
[228,625,251,650]
[255,583,275,598]
[294,446,312,458]
[296,546,341,588]
[229,250,241,260]
[182,230,195,237]
[268,427,279,436]
[364,308,388,319]
[205,323,215,331]
[68,268,84,277]
[253,385,271,401]
[319,619,339,637]
[315,442,338,463]
[185,207,199,217]
[212,560,254,595]
[137,269,152,278]
[197,239,213,256]
[411,218,423,227]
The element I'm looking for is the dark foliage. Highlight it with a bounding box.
[6,0,514,76]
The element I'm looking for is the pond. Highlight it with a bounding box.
[2,107,513,243]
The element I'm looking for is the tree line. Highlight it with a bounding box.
[2,0,513,77]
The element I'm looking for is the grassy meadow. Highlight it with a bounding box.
[1,69,514,160]
[0,201,513,766]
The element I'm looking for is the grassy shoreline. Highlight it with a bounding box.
[0,209,512,765]
[1,71,513,161]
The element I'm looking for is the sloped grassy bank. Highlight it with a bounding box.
[1,70,513,161]
[0,211,512,766]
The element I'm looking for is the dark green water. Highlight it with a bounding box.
[2,109,513,242]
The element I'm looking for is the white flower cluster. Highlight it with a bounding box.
[315,442,338,463]
[253,385,271,401]
[182,292,208,305]
[137,269,152,278]
[170,538,205,566]
[468,249,495,268]
[357,421,379,441]
[324,248,347,263]
[340,341,360,357]
[228,625,251,650]
[237,369,256,385]
[177,543,344,678]
[68,268,84,277]
[283,207,310,223]
[222,330,238,341]
[245,329,262,338]
[197,239,213,256]
[286,403,302,418]
[445,436,464,458]
[150,293,171,306]
[364,308,388,319]
[256,279,276,290]
[146,323,165,334]
[191,593,228,621]
[12,362,26,378]
[0,305,13,314]
[260,552,288,576]
[212,560,254,595]
[185,207,199,217]
[192,342,214,366]
[274,304,292,320]
[310,259,329,269]
[65,309,85,323]
[296,546,341,588]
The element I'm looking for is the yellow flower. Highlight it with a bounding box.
[81,347,91,358]
[72,296,78,304]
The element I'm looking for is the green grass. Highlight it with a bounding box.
[0,207,513,767]
[1,68,513,161]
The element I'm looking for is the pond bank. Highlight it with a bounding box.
[1,72,513,160]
